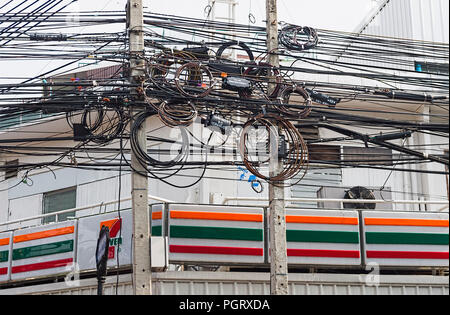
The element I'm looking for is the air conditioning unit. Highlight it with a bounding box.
[317,186,392,210]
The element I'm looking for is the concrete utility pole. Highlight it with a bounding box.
[266,0,289,295]
[127,0,152,295]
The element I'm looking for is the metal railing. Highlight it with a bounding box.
[222,196,449,209]
[0,194,173,229]
[1,195,448,231]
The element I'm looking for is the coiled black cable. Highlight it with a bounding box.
[279,24,319,52]
[275,85,313,118]
[130,110,190,169]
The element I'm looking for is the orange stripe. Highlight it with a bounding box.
[365,218,449,227]
[100,219,119,231]
[170,211,263,222]
[286,215,358,225]
[13,226,74,243]
[152,211,163,220]
[0,238,9,246]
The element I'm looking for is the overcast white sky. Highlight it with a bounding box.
[1,0,381,82]
[75,0,380,31]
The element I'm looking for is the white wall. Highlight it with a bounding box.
[360,0,449,43]
[7,194,42,230]
[0,174,9,228]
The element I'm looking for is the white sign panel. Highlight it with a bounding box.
[77,210,132,272]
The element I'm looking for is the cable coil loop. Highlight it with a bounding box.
[239,113,309,183]
[275,85,313,118]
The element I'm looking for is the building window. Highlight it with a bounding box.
[42,187,77,224]
[0,114,20,130]
[4,159,19,180]
[0,111,45,130]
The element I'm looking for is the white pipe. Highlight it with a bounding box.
[0,194,173,228]
[147,194,175,203]
[222,197,449,206]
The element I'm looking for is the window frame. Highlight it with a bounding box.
[42,186,77,224]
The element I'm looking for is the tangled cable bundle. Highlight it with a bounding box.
[210,41,256,75]
[279,24,319,52]
[239,113,309,183]
[148,50,197,80]
[66,101,126,144]
[158,99,198,127]
[130,110,190,169]
[89,106,126,144]
[0,6,448,194]
[242,61,284,99]
[275,85,313,118]
[216,41,255,63]
[147,50,199,96]
[174,62,215,98]
[142,79,198,128]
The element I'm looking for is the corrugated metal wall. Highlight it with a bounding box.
[338,0,449,87]
[361,0,448,43]
[1,272,448,295]
[410,0,449,44]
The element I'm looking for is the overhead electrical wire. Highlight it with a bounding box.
[0,6,448,189]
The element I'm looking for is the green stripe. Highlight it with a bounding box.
[152,225,162,236]
[366,232,449,245]
[287,230,359,244]
[0,250,8,263]
[170,225,263,241]
[12,240,74,261]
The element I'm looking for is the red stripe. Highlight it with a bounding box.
[11,258,73,274]
[108,246,115,259]
[109,219,122,238]
[0,267,7,275]
[170,245,263,256]
[287,249,360,258]
[367,251,449,260]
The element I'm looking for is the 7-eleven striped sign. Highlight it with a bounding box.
[100,218,122,259]
[77,210,132,272]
